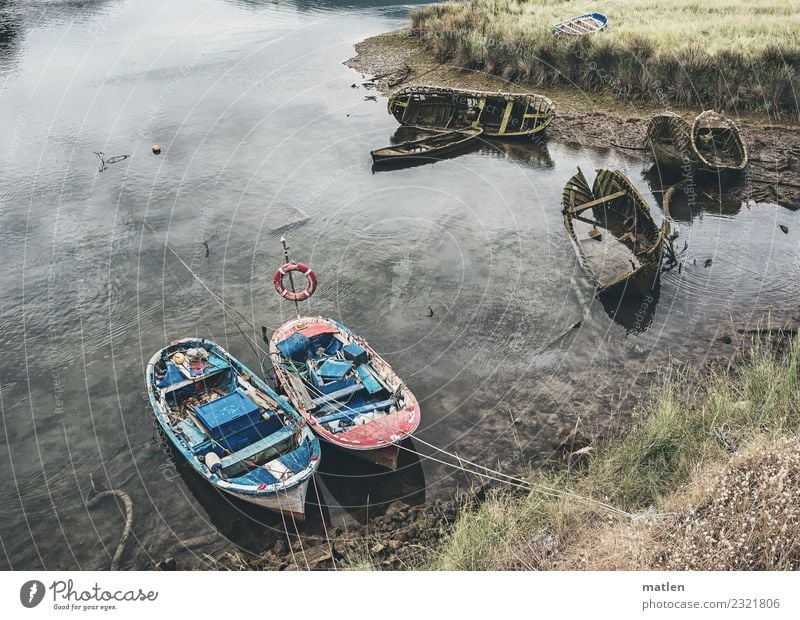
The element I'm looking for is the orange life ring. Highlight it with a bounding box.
[274,262,317,301]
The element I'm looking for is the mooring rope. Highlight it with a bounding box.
[86,477,134,570]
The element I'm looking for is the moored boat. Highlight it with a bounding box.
[269,316,420,470]
[146,338,321,519]
[562,168,668,298]
[388,86,555,137]
[554,12,608,36]
[370,127,483,165]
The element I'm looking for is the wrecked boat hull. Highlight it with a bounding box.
[562,168,667,299]
[646,110,747,174]
[387,86,555,138]
[371,127,483,166]
[270,316,420,470]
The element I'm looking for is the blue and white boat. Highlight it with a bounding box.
[146,338,321,520]
[554,12,608,36]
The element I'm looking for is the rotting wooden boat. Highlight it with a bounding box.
[370,127,483,165]
[270,316,420,470]
[646,110,747,174]
[146,338,321,520]
[554,12,608,36]
[387,86,555,137]
[645,112,694,170]
[691,110,748,172]
[562,168,668,298]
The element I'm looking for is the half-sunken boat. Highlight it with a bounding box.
[645,112,694,170]
[371,127,483,165]
[646,110,747,173]
[146,338,321,519]
[691,110,748,172]
[554,12,608,36]
[388,86,555,137]
[562,168,668,298]
[269,241,420,469]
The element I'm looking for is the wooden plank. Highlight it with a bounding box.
[286,373,315,411]
[569,190,627,214]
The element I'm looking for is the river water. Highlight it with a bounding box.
[1,0,798,569]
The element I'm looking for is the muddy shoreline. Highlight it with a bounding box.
[346,29,800,208]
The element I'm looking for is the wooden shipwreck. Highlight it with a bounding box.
[387,86,555,138]
[371,127,483,166]
[562,168,668,298]
[646,110,747,173]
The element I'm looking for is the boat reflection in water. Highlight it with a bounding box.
[317,437,426,525]
[597,277,661,334]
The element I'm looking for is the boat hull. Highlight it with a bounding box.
[270,317,420,470]
[222,478,310,521]
[371,128,483,165]
[562,168,666,300]
[146,338,321,521]
[388,86,555,138]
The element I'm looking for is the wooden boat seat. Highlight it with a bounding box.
[311,382,367,408]
[219,427,294,478]
[317,399,395,426]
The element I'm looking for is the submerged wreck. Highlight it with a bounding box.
[646,110,747,173]
[387,86,555,137]
[371,127,483,166]
[562,168,668,298]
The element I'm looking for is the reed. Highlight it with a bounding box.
[410,0,800,115]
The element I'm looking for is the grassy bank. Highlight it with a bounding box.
[410,0,800,115]
[350,330,800,570]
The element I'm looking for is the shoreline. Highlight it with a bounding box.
[346,29,800,208]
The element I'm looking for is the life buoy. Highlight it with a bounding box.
[274,262,317,301]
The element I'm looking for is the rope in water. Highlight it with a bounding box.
[86,477,134,570]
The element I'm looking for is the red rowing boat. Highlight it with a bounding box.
[269,316,420,469]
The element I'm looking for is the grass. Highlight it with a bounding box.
[392,329,800,570]
[410,0,800,115]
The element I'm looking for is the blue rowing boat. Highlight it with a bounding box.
[554,12,608,36]
[146,338,321,519]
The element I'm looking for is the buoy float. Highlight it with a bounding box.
[152,144,161,155]
[274,262,317,301]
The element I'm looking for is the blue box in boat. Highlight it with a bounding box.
[276,332,310,361]
[342,343,368,365]
[195,388,261,440]
[317,359,353,380]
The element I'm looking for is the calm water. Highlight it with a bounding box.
[1,0,798,569]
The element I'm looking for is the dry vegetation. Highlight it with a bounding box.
[410,0,800,114]
[391,331,800,570]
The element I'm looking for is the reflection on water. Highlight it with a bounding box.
[1,0,799,569]
[598,279,661,334]
[318,439,426,524]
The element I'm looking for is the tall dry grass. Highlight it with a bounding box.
[420,330,800,570]
[410,0,800,115]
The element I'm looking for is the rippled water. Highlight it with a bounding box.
[1,0,798,569]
